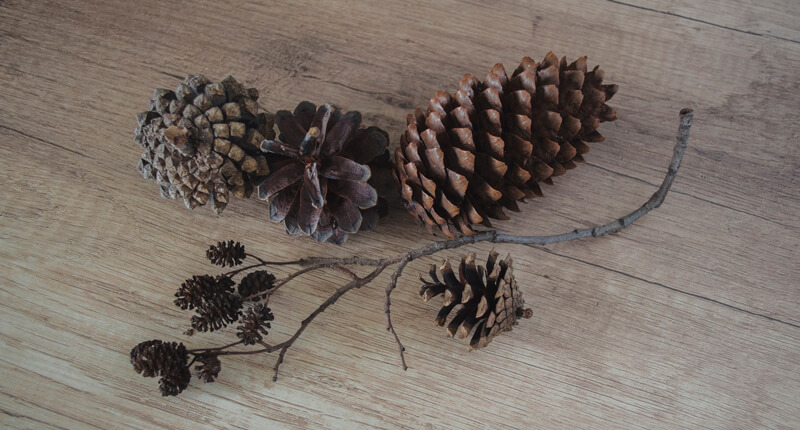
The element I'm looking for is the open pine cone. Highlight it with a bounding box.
[258,102,390,244]
[134,75,275,213]
[394,53,618,236]
[420,251,532,350]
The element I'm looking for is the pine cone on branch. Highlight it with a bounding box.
[134,75,275,214]
[238,270,276,301]
[194,354,222,383]
[394,53,618,236]
[420,251,532,350]
[206,240,246,267]
[191,292,243,332]
[258,102,390,244]
[174,275,235,310]
[236,304,274,345]
[130,340,191,396]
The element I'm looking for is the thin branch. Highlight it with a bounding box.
[333,265,359,280]
[242,261,350,301]
[272,265,387,381]
[222,259,303,278]
[187,340,243,354]
[385,256,411,370]
[214,342,286,356]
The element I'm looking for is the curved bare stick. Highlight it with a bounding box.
[385,256,411,370]
[272,265,387,381]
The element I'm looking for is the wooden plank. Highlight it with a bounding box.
[613,0,800,43]
[1,0,799,428]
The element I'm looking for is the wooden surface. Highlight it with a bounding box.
[1,0,799,428]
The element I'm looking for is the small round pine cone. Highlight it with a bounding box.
[394,53,618,236]
[258,102,391,244]
[194,354,222,383]
[130,340,191,396]
[191,292,243,332]
[238,270,276,301]
[134,74,276,214]
[206,240,246,267]
[419,251,532,350]
[174,275,235,310]
[236,304,274,345]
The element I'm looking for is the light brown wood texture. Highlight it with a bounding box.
[1,0,798,428]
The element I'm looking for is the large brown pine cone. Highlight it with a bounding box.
[134,75,275,214]
[420,251,532,350]
[394,53,618,236]
[258,102,390,244]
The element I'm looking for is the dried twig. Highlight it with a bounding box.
[133,109,694,394]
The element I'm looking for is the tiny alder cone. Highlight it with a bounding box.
[134,75,275,214]
[174,274,235,310]
[420,250,532,350]
[394,52,618,236]
[206,240,246,267]
[130,340,191,396]
[238,270,276,301]
[194,354,222,383]
[258,101,391,244]
[237,304,274,345]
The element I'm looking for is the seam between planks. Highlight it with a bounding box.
[533,246,800,330]
[0,124,89,159]
[605,0,800,45]
[585,162,797,230]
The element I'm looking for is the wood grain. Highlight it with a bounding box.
[1,0,799,428]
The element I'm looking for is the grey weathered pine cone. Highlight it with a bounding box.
[134,75,275,214]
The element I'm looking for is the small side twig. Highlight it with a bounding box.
[271,266,387,381]
[385,256,411,370]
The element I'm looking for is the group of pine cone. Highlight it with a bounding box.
[132,52,616,243]
[132,241,276,395]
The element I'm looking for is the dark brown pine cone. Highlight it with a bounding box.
[238,270,276,301]
[419,251,532,350]
[206,240,246,267]
[191,292,243,332]
[236,304,274,345]
[159,366,192,396]
[174,275,235,310]
[130,340,191,396]
[134,75,275,213]
[394,53,618,236]
[194,354,222,383]
[258,102,390,244]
